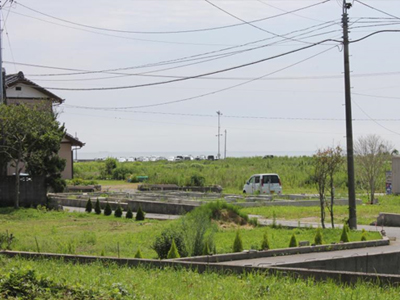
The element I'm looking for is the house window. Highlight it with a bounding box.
[16,87,22,91]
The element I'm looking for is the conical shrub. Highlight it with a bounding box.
[135,205,145,221]
[134,248,143,258]
[233,230,243,253]
[104,202,112,216]
[260,232,270,250]
[126,207,133,219]
[167,240,180,259]
[94,198,101,215]
[85,198,92,213]
[114,205,123,218]
[361,228,367,241]
[314,227,323,245]
[289,233,298,248]
[202,240,210,255]
[340,224,350,243]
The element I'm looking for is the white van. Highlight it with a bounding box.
[243,173,282,195]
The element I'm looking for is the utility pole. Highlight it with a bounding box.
[0,0,3,104]
[224,129,227,159]
[216,111,222,159]
[342,0,357,229]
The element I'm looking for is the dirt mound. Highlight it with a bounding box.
[213,209,247,226]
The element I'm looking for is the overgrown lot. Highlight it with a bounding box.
[0,207,380,259]
[0,257,399,300]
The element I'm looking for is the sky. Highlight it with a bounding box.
[2,0,400,158]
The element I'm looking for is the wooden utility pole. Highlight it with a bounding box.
[342,0,357,229]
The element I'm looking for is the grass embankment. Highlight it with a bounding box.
[0,208,380,259]
[243,195,400,226]
[1,257,399,300]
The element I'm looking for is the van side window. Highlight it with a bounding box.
[249,177,255,184]
[263,176,270,184]
[255,176,260,184]
[271,175,279,183]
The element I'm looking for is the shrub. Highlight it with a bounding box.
[94,199,101,215]
[85,198,92,213]
[314,227,323,245]
[0,231,15,250]
[114,205,123,218]
[202,240,211,255]
[135,205,145,221]
[340,224,350,243]
[360,228,367,241]
[289,233,298,248]
[134,248,143,258]
[233,230,243,253]
[189,174,205,186]
[260,232,270,250]
[104,202,112,216]
[126,207,133,219]
[167,240,180,259]
[152,228,187,259]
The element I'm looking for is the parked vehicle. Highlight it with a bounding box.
[175,156,184,161]
[243,173,282,195]
[207,155,215,161]
[167,156,175,162]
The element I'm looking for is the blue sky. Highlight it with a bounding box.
[3,0,400,157]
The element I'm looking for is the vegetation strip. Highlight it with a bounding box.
[1,250,400,286]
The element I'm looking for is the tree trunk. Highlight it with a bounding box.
[14,160,20,209]
[370,180,375,204]
[330,182,335,228]
[320,194,325,229]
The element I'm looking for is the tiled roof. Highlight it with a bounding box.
[5,71,64,104]
[64,132,85,147]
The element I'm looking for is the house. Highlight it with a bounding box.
[4,71,85,179]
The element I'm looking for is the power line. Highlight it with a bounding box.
[350,29,400,43]
[355,0,400,20]
[14,0,330,35]
[57,45,337,109]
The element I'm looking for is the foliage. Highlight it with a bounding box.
[126,207,133,219]
[134,248,143,258]
[114,205,123,218]
[0,231,15,250]
[152,228,187,259]
[232,230,243,253]
[314,227,323,245]
[85,198,93,213]
[202,240,211,255]
[189,174,205,186]
[135,205,145,221]
[66,178,98,186]
[340,224,350,243]
[0,104,65,208]
[355,134,393,204]
[260,231,270,250]
[104,202,112,216]
[94,199,101,215]
[101,157,118,179]
[289,233,298,248]
[167,240,180,259]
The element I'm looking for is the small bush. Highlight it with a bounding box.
[260,232,270,250]
[361,228,367,241]
[167,240,180,259]
[314,227,323,245]
[104,202,112,216]
[202,240,211,255]
[249,217,258,227]
[85,198,92,213]
[134,248,143,258]
[152,228,187,259]
[340,224,350,243]
[94,199,101,215]
[114,205,123,218]
[232,230,243,253]
[189,174,205,186]
[126,207,133,219]
[135,205,145,221]
[289,233,298,248]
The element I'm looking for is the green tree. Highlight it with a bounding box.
[232,230,243,253]
[126,207,133,219]
[289,234,298,248]
[135,205,145,221]
[260,231,270,250]
[0,104,65,208]
[85,198,93,213]
[167,240,180,259]
[114,205,123,218]
[104,202,112,216]
[314,227,323,245]
[340,224,350,243]
[134,248,143,258]
[94,199,101,215]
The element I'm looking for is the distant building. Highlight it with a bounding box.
[4,71,85,179]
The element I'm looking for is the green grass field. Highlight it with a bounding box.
[1,257,399,300]
[0,208,380,259]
